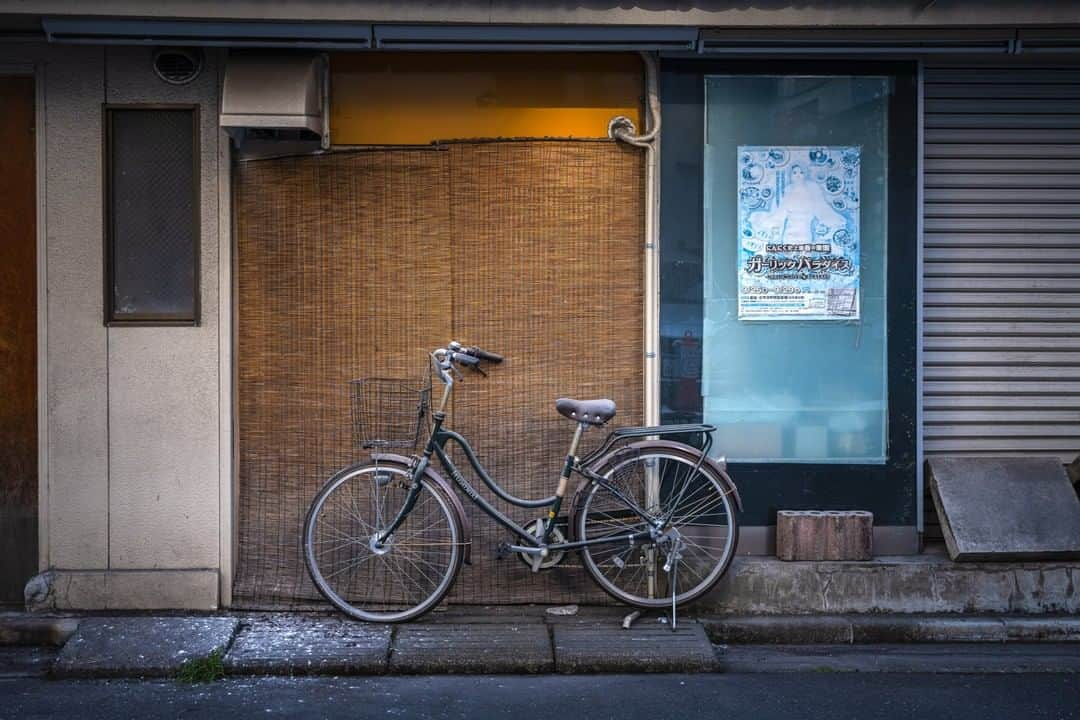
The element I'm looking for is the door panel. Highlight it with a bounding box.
[0,76,38,603]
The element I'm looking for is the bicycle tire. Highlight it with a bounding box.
[575,444,739,608]
[304,460,463,623]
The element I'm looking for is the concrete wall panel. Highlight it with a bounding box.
[104,46,221,569]
[41,46,110,569]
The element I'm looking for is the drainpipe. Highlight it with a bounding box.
[609,51,661,430]
[609,52,662,599]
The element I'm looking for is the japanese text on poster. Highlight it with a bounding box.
[737,146,860,320]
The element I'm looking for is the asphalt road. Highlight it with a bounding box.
[2,673,1078,720]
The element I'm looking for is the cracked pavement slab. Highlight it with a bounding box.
[53,617,239,678]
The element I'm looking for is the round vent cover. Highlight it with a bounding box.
[153,48,203,85]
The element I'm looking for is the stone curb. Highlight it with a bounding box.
[390,623,554,674]
[0,615,80,647]
[51,616,240,679]
[24,612,1080,678]
[703,615,1080,645]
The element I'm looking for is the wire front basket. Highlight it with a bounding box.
[349,377,432,451]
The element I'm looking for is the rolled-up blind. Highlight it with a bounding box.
[234,141,644,606]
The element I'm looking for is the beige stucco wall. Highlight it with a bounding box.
[0,43,227,609]
[103,46,222,575]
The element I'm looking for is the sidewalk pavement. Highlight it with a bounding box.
[3,607,1080,679]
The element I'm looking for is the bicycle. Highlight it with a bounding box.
[303,341,741,623]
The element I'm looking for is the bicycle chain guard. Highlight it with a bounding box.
[516,519,566,570]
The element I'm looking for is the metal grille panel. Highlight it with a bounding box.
[107,108,197,321]
[923,65,1080,465]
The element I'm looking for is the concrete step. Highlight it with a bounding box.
[552,619,718,673]
[701,553,1080,614]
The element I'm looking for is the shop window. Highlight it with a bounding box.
[104,106,199,324]
[660,63,917,464]
[699,75,890,463]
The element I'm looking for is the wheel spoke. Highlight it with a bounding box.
[579,451,736,607]
[305,465,460,622]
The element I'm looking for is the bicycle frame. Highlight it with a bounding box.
[376,410,658,555]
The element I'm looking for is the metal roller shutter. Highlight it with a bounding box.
[923,65,1080,468]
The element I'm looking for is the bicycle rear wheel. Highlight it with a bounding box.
[303,461,463,622]
[576,446,739,608]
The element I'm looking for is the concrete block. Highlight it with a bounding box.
[821,560,945,614]
[35,570,218,611]
[1003,617,1080,642]
[391,622,552,674]
[703,616,853,645]
[705,557,829,614]
[697,556,1080,615]
[850,616,1006,643]
[1010,567,1076,614]
[53,616,239,678]
[776,510,873,561]
[224,615,390,675]
[928,457,1080,561]
[552,619,718,673]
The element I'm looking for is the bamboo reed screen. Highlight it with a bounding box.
[235,141,643,606]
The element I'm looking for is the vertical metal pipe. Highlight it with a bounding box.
[609,51,661,596]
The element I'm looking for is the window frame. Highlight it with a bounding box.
[102,103,201,326]
[659,59,918,527]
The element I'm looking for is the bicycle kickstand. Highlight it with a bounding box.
[663,535,684,633]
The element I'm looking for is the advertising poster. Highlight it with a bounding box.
[737,146,861,320]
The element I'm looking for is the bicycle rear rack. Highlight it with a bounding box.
[579,423,716,468]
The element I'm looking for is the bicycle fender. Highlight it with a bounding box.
[581,439,743,513]
[370,453,473,565]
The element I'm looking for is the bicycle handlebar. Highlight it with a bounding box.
[466,346,504,364]
[447,341,504,365]
[453,352,480,367]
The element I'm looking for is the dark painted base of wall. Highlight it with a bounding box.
[0,506,36,604]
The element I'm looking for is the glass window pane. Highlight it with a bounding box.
[107,108,198,322]
[700,76,891,463]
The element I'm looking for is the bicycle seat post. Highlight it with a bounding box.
[542,422,586,541]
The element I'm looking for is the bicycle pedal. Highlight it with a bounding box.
[495,542,512,560]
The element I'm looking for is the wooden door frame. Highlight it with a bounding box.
[1,64,48,574]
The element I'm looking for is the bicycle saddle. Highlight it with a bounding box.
[555,398,616,425]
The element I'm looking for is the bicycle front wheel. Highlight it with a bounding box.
[303,461,463,622]
[576,447,739,608]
